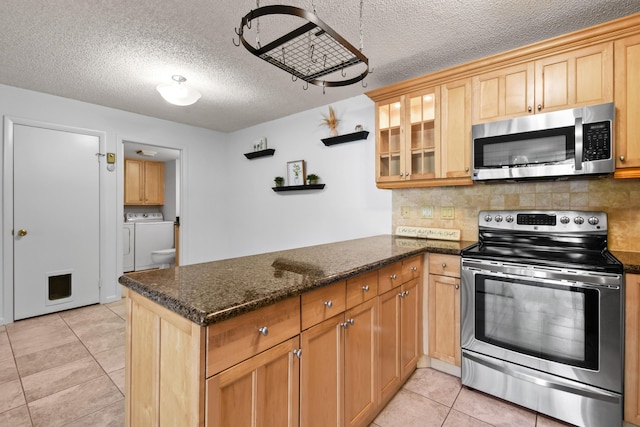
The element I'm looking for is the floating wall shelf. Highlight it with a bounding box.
[321,130,369,146]
[244,148,275,159]
[272,184,325,192]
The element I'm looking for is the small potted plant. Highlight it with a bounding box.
[274,176,285,187]
[306,173,319,185]
[321,106,340,136]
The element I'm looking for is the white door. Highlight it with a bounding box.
[13,124,100,320]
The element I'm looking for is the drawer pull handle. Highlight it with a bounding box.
[258,326,268,336]
[441,263,446,268]
[292,349,302,358]
[362,285,369,292]
[324,300,333,308]
[347,318,355,326]
[390,274,397,280]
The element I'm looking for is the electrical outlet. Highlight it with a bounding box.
[401,206,411,219]
[420,206,434,219]
[441,206,455,220]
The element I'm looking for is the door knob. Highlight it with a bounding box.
[17,229,27,237]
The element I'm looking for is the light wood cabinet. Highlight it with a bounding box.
[124,159,165,205]
[625,274,640,425]
[373,79,472,188]
[428,254,461,367]
[206,337,300,427]
[614,34,640,178]
[472,42,613,124]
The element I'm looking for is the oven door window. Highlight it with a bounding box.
[475,275,598,370]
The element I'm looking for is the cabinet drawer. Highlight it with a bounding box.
[301,281,346,330]
[206,296,301,377]
[429,254,460,278]
[401,255,423,283]
[378,262,403,294]
[346,271,378,310]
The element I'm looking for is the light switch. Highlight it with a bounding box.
[401,206,411,219]
[441,206,455,220]
[420,206,434,218]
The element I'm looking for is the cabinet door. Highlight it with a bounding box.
[376,97,404,183]
[301,314,344,427]
[428,274,460,366]
[400,279,420,379]
[344,298,377,427]
[472,62,535,123]
[377,288,400,405]
[534,42,613,113]
[206,337,300,427]
[625,274,640,425]
[144,161,165,205]
[615,34,640,175]
[440,78,472,179]
[406,87,439,180]
[124,159,144,205]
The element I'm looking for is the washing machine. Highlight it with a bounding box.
[124,212,175,271]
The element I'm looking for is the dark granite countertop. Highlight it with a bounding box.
[119,235,475,327]
[612,250,640,275]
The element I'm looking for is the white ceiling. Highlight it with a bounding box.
[2,1,639,133]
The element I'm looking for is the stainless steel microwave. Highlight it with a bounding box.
[471,102,614,181]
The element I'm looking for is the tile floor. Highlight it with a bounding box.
[0,300,574,427]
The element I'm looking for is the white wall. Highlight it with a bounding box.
[225,95,391,257]
[0,85,391,324]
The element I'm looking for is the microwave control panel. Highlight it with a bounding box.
[583,121,611,162]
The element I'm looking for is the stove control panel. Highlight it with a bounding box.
[479,210,607,232]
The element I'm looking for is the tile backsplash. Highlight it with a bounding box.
[393,178,640,252]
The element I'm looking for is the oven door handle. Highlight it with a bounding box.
[464,351,621,403]
[575,116,583,171]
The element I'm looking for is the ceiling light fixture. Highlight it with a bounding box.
[233,0,369,93]
[156,75,201,106]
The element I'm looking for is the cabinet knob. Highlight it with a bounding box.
[398,291,404,298]
[465,167,469,172]
[455,284,460,289]
[390,274,397,280]
[340,322,349,329]
[620,155,625,162]
[537,104,542,111]
[441,263,446,268]
[362,285,370,292]
[528,106,532,112]
[258,326,268,336]
[399,172,404,177]
[405,290,410,296]
[292,349,302,358]
[347,318,355,326]
[411,266,417,272]
[324,300,333,308]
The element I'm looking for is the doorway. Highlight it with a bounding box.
[10,122,102,320]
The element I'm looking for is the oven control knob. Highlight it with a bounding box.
[574,216,585,225]
[588,216,599,226]
[505,215,514,223]
[484,215,492,222]
[494,215,503,223]
[560,216,570,224]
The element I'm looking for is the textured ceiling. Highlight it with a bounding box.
[2,0,640,133]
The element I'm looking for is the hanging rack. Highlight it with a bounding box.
[234,5,369,88]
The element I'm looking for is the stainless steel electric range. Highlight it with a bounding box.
[460,210,624,427]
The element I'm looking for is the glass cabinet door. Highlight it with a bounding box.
[407,88,438,179]
[377,99,403,180]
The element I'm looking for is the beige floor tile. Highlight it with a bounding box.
[94,345,125,373]
[63,399,124,427]
[109,368,125,395]
[6,316,78,358]
[80,324,125,355]
[65,310,124,341]
[28,375,123,427]
[0,379,26,413]
[373,389,449,427]
[0,331,14,362]
[59,304,117,329]
[14,340,90,378]
[0,404,32,427]
[21,356,103,403]
[0,325,5,332]
[0,356,19,385]
[536,414,576,426]
[106,299,127,320]
[6,313,61,334]
[453,387,536,427]
[403,367,462,407]
[443,409,493,426]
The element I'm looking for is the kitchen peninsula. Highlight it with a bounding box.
[119,235,472,427]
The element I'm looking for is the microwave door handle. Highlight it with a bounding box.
[575,116,583,171]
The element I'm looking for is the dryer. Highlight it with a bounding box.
[124,213,174,271]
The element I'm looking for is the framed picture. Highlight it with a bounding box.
[287,160,306,186]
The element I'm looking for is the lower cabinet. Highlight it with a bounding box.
[428,254,461,367]
[625,274,640,425]
[206,337,301,427]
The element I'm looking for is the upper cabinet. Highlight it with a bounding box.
[472,42,613,124]
[614,33,640,177]
[374,79,472,188]
[124,159,165,205]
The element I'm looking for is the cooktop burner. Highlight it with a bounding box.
[461,210,622,274]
